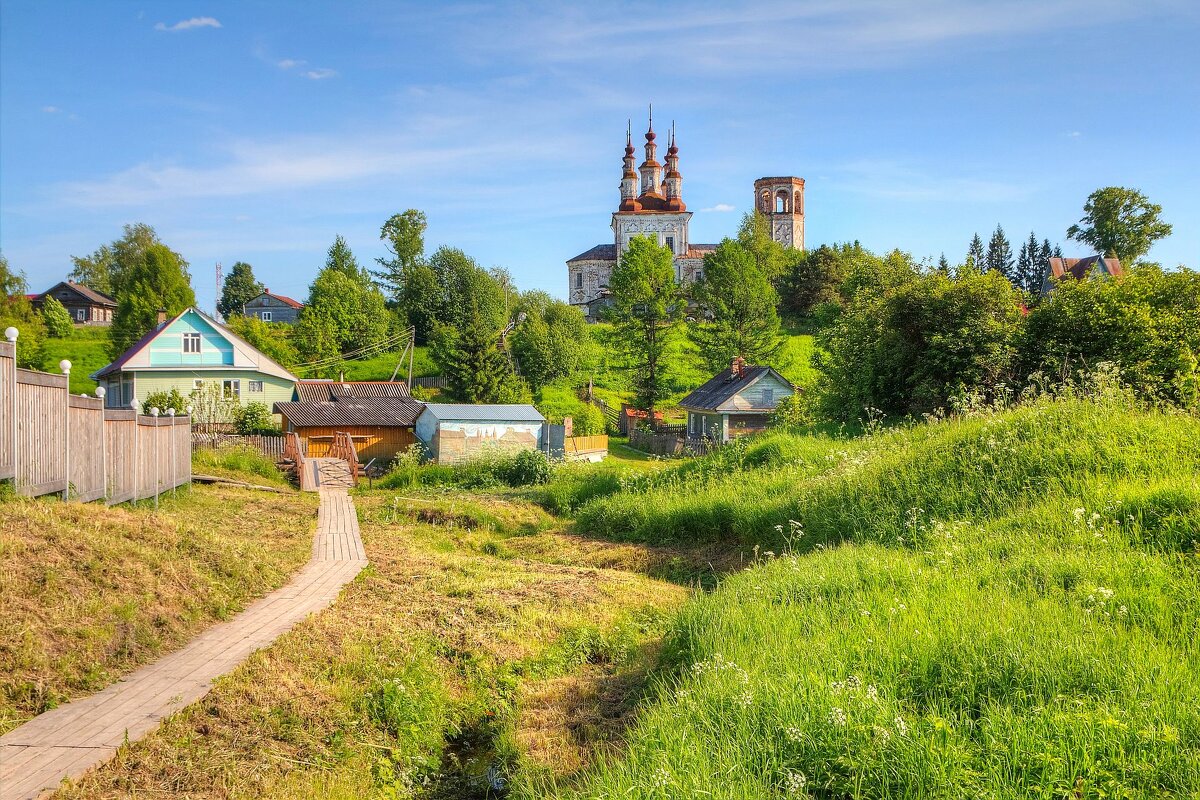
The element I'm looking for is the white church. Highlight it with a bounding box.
[567,113,806,321]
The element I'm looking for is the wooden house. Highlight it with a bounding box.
[243,289,304,324]
[1040,256,1124,295]
[92,307,298,413]
[415,404,545,464]
[31,281,117,325]
[274,388,423,462]
[678,358,795,443]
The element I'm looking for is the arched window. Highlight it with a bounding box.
[775,190,789,213]
[760,190,769,212]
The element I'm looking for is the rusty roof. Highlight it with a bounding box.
[274,397,424,427]
[1049,256,1124,281]
[250,290,304,309]
[293,380,411,402]
[36,280,117,307]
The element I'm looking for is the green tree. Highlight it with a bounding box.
[607,236,685,415]
[737,211,793,280]
[431,297,526,403]
[373,209,427,298]
[325,235,365,280]
[815,268,1023,420]
[0,253,47,367]
[691,239,783,371]
[217,261,263,320]
[985,225,1015,282]
[1067,187,1173,267]
[510,297,595,392]
[109,243,196,356]
[293,238,391,372]
[778,243,857,314]
[71,223,186,298]
[40,295,74,338]
[966,233,985,272]
[224,315,299,368]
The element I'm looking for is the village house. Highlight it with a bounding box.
[415,404,545,464]
[31,280,117,325]
[274,381,423,462]
[92,307,297,413]
[567,113,805,321]
[678,358,796,443]
[243,289,304,324]
[1040,255,1124,294]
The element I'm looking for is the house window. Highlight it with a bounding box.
[183,332,201,353]
[260,311,272,322]
[762,388,774,405]
[75,308,86,322]
[194,379,204,390]
[248,380,264,393]
[223,379,240,398]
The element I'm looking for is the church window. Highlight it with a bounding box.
[775,190,789,213]
[575,272,583,288]
[664,235,674,252]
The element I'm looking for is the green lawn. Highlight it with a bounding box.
[317,344,437,382]
[40,327,111,394]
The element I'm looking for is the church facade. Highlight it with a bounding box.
[567,116,805,321]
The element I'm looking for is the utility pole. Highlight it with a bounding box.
[214,262,223,320]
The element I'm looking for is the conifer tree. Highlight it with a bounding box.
[1015,232,1044,295]
[937,253,951,274]
[985,225,1015,283]
[966,233,985,271]
[432,296,525,403]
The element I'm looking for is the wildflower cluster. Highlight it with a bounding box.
[781,770,810,797]
[1083,585,1128,619]
[691,653,753,708]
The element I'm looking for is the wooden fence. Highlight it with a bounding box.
[0,335,191,504]
[563,434,608,459]
[191,433,287,459]
[412,376,449,389]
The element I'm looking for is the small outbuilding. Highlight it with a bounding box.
[274,391,423,463]
[1040,255,1124,295]
[679,358,795,443]
[415,404,546,464]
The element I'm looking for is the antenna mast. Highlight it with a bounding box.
[214,262,224,319]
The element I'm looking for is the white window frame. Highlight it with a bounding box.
[248,380,264,393]
[222,379,240,398]
[75,308,86,322]
[193,379,204,390]
[260,311,272,322]
[182,332,201,353]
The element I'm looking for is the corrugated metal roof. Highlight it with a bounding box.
[294,380,411,402]
[567,244,616,262]
[274,397,424,427]
[678,364,794,411]
[418,403,545,422]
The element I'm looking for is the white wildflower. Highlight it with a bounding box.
[782,770,809,796]
[894,715,909,736]
[829,706,848,726]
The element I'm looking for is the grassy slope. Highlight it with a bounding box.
[40,327,110,394]
[59,491,693,798]
[0,478,317,733]
[334,344,437,382]
[528,396,1200,798]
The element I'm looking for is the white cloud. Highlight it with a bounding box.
[41,105,61,113]
[277,58,305,69]
[833,159,1031,203]
[700,203,736,212]
[1067,131,1082,138]
[154,17,221,32]
[302,68,338,80]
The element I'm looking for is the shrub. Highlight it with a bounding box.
[142,388,189,415]
[40,296,74,338]
[767,391,811,429]
[233,401,278,435]
[504,449,550,486]
[572,404,607,436]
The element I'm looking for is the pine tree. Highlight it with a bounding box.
[966,233,985,271]
[433,296,524,403]
[217,261,264,320]
[937,253,951,274]
[690,239,783,372]
[1015,231,1043,295]
[985,225,1015,283]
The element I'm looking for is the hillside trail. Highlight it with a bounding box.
[0,488,366,800]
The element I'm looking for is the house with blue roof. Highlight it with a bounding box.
[92,307,298,413]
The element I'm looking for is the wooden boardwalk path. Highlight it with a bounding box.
[0,488,366,800]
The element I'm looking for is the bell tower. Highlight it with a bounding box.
[753,176,805,250]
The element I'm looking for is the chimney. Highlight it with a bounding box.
[156,308,167,326]
[730,356,745,379]
[264,288,270,294]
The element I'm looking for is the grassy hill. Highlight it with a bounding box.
[40,327,110,394]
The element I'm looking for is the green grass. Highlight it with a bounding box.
[40,327,110,394]
[520,394,1200,799]
[332,344,437,382]
[192,445,293,487]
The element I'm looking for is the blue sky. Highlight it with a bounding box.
[2,1,1197,312]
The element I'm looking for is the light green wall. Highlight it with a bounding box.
[129,370,293,415]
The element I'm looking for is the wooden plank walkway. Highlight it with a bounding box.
[0,488,366,800]
[299,457,355,492]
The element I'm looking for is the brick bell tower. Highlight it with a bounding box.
[753,176,805,250]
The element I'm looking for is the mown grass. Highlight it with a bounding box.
[518,394,1200,799]
[59,491,692,798]
[0,483,316,733]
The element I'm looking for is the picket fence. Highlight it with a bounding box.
[0,336,191,504]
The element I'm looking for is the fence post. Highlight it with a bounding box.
[168,407,176,497]
[5,327,16,493]
[96,386,107,500]
[131,398,140,503]
[151,407,160,509]
[60,359,71,501]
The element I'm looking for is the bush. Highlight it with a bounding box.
[40,296,74,338]
[142,388,189,415]
[233,401,278,435]
[572,404,607,436]
[504,449,550,486]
